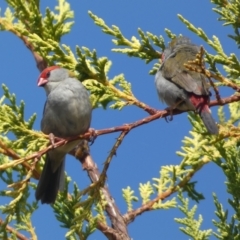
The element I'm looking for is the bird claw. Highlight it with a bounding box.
[165,115,173,122]
[48,133,56,148]
[164,107,174,122]
[88,128,97,145]
[164,99,184,122]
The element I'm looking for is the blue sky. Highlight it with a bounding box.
[0,1,236,239]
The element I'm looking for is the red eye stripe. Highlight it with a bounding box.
[39,66,61,79]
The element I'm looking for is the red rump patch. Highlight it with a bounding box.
[189,94,210,113]
[37,66,60,83]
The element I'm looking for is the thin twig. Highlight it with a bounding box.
[208,76,222,103]
[99,131,129,184]
[0,140,40,179]
[0,218,29,240]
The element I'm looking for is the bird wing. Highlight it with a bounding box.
[161,46,208,96]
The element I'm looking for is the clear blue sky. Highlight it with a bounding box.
[0,1,236,239]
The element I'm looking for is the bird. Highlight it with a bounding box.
[155,36,218,134]
[35,66,92,204]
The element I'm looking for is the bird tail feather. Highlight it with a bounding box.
[35,154,65,204]
[199,106,218,135]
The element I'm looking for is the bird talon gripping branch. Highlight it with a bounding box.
[48,133,56,148]
[165,107,174,122]
[88,128,97,145]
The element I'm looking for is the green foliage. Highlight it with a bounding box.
[89,11,164,75]
[0,84,47,153]
[211,0,240,47]
[139,182,154,204]
[122,175,177,212]
[172,100,240,238]
[212,143,240,240]
[53,181,103,239]
[0,0,138,111]
[0,84,44,239]
[213,193,240,239]
[178,13,240,80]
[75,47,134,109]
[89,11,162,63]
[182,181,205,203]
[175,193,212,240]
[122,186,138,211]
[164,28,177,40]
[122,100,240,222]
[1,0,240,239]
[2,0,73,41]
[0,175,38,238]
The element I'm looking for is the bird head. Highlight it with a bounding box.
[37,66,69,86]
[37,66,69,94]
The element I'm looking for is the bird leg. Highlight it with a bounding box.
[88,128,97,145]
[165,106,174,122]
[48,133,57,148]
[165,99,184,122]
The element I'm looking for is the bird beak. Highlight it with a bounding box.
[38,78,48,87]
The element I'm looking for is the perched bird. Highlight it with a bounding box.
[35,66,92,204]
[155,36,218,134]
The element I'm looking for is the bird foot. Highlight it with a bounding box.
[88,128,97,145]
[164,99,184,122]
[48,133,60,148]
[164,107,174,122]
[49,133,56,148]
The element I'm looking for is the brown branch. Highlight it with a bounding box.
[99,131,129,184]
[92,94,240,137]
[208,76,222,103]
[123,160,208,225]
[74,141,130,240]
[209,94,240,107]
[96,220,129,240]
[0,110,165,172]
[0,218,29,240]
[2,93,239,173]
[79,131,131,239]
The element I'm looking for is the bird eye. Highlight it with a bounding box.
[46,71,50,78]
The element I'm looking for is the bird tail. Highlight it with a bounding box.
[35,154,65,204]
[199,105,218,135]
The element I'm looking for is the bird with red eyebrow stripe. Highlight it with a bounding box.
[155,37,218,134]
[36,66,92,204]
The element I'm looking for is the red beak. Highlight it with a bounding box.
[38,78,48,87]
